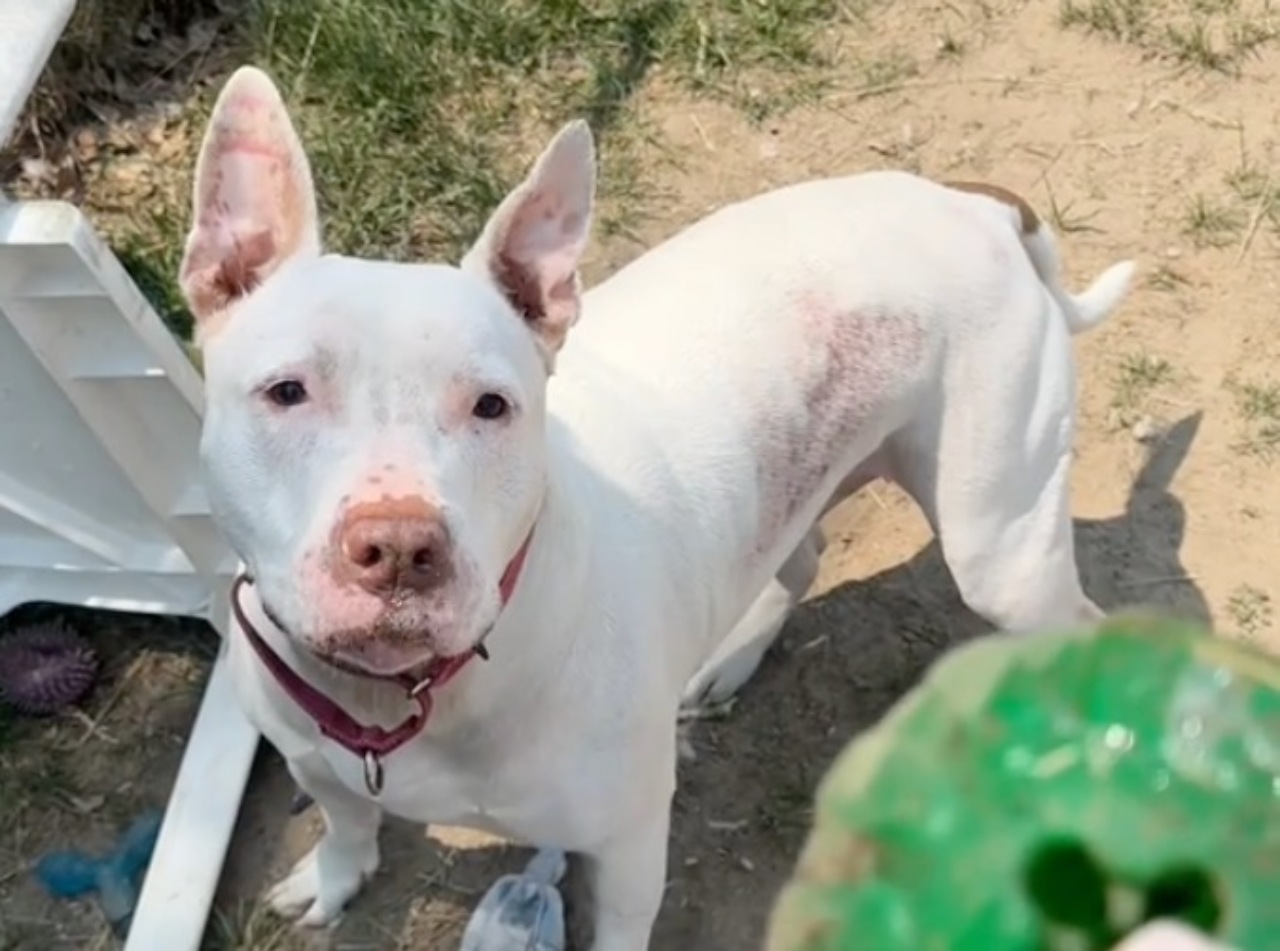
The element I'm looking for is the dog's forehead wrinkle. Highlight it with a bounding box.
[219,255,543,394]
[311,344,342,378]
[213,306,345,385]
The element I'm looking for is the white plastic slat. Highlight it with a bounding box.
[0,511,122,571]
[0,470,187,572]
[0,200,230,600]
[0,0,77,148]
[0,568,218,620]
[123,645,259,951]
[0,312,182,566]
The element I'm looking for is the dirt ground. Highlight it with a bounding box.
[2,1,1279,948]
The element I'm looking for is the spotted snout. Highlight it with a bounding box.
[285,486,488,673]
[331,496,455,598]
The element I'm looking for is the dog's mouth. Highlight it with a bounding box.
[261,595,492,681]
[314,647,429,682]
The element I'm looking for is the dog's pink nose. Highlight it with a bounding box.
[336,500,452,596]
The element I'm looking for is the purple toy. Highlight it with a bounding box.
[0,620,99,715]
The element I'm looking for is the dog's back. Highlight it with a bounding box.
[556,170,1133,665]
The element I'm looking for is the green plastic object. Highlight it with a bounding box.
[766,614,1280,951]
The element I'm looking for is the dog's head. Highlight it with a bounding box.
[182,67,594,676]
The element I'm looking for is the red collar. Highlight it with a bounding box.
[231,529,535,795]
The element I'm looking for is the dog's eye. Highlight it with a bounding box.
[265,380,309,408]
[473,393,509,420]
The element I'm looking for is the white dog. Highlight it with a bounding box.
[183,67,1135,949]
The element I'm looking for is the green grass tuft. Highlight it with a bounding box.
[241,0,838,262]
[1059,0,1278,74]
[70,0,839,335]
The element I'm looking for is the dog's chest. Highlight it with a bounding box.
[314,723,624,849]
[330,745,507,829]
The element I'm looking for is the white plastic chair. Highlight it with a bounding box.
[2,4,259,947]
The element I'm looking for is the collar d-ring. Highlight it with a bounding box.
[363,750,385,795]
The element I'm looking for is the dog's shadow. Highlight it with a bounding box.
[650,412,1209,949]
[215,415,1207,950]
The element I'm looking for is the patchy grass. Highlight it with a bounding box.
[1182,193,1244,247]
[1059,0,1150,41]
[1224,160,1280,247]
[1225,162,1277,204]
[9,0,843,340]
[116,224,193,339]
[859,48,920,93]
[1111,351,1176,427]
[205,901,295,951]
[221,0,839,297]
[1225,583,1273,639]
[755,775,818,837]
[1229,378,1280,458]
[243,0,836,262]
[1143,262,1190,292]
[1059,0,1279,74]
[1044,182,1104,234]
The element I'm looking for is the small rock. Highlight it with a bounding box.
[708,819,748,832]
[739,856,755,872]
[20,157,57,188]
[74,129,99,161]
[70,794,105,815]
[1132,415,1158,442]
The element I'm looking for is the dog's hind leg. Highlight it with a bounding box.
[886,320,1102,633]
[681,527,825,710]
[892,436,1101,633]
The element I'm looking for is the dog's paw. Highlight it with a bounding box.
[266,839,379,927]
[676,721,698,763]
[681,654,761,710]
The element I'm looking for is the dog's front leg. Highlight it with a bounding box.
[584,802,671,951]
[266,753,382,927]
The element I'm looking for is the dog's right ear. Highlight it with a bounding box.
[179,67,320,333]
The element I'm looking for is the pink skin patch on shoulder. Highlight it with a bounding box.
[750,292,925,560]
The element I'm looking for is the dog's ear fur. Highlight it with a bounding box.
[462,120,596,358]
[180,67,320,335]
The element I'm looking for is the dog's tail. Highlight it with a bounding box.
[1020,224,1137,335]
[944,181,1136,336]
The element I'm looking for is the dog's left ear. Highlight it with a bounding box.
[462,120,595,357]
